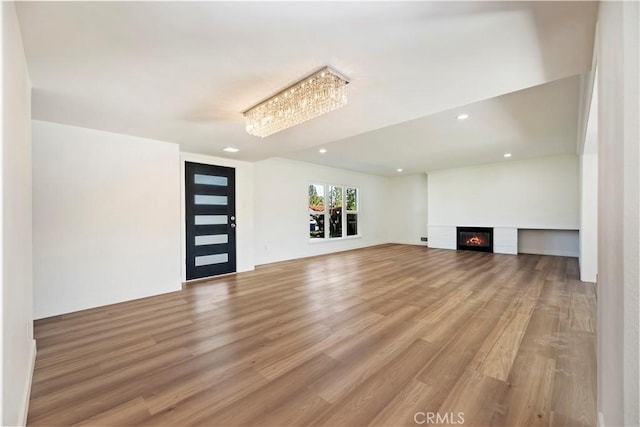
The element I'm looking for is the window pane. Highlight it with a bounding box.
[195,253,228,266]
[195,234,228,246]
[329,186,342,238]
[346,188,358,211]
[310,214,325,239]
[309,184,325,239]
[194,215,227,225]
[194,174,228,186]
[195,195,228,205]
[347,213,358,236]
[329,186,342,209]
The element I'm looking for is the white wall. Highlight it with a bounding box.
[253,158,389,265]
[493,227,518,255]
[579,72,598,283]
[180,152,255,279]
[2,2,35,425]
[428,155,580,230]
[597,2,639,426]
[1,4,4,420]
[32,121,182,319]
[388,173,428,245]
[580,152,598,282]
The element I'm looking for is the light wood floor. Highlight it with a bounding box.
[28,244,596,426]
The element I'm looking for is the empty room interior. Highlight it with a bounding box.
[1,1,639,426]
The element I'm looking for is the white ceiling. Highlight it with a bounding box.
[289,75,582,174]
[16,1,597,175]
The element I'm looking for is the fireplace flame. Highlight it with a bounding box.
[466,234,485,246]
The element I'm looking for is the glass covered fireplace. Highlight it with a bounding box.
[457,227,493,253]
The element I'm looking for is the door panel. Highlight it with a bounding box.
[185,162,236,279]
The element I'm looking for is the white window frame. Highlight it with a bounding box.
[308,183,360,242]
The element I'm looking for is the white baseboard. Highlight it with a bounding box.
[18,339,37,426]
[598,411,605,427]
[390,240,427,246]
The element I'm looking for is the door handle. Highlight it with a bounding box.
[230,223,236,228]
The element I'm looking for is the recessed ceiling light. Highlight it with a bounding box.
[457,114,469,120]
[504,153,512,158]
[319,148,327,154]
[397,168,403,172]
[223,147,239,153]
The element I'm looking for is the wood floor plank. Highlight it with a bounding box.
[318,338,438,427]
[255,310,384,380]
[196,354,339,426]
[369,379,434,426]
[312,317,428,404]
[256,394,332,427]
[29,346,193,424]
[32,337,157,385]
[412,282,518,413]
[71,397,151,427]
[27,245,597,427]
[137,367,269,426]
[492,355,556,427]
[437,368,509,426]
[468,275,543,381]
[550,330,597,425]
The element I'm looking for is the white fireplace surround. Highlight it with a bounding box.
[429,226,518,254]
[428,226,579,258]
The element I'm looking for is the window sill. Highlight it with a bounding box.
[309,235,362,243]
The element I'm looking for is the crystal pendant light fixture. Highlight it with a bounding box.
[243,66,349,138]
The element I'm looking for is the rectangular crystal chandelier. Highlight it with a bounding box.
[243,66,349,138]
